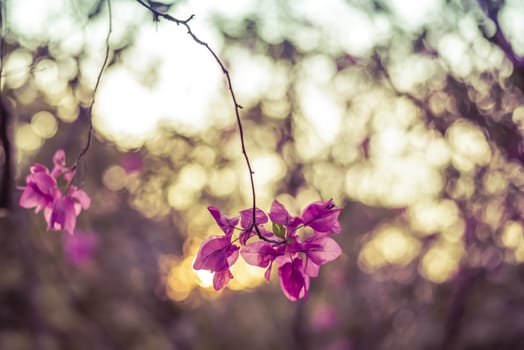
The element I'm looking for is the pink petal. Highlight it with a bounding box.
[51,150,67,177]
[31,172,57,195]
[304,258,320,277]
[53,149,66,167]
[301,236,342,266]
[278,258,309,301]
[48,196,77,234]
[239,225,274,245]
[63,169,76,182]
[226,245,240,266]
[239,229,256,245]
[208,206,239,236]
[19,172,57,212]
[269,200,302,235]
[240,241,284,268]
[19,185,38,208]
[269,200,292,224]
[301,199,341,234]
[19,184,48,212]
[239,208,268,229]
[70,187,91,213]
[193,236,234,272]
[213,269,233,290]
[29,163,49,174]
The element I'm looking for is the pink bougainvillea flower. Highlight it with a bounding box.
[194,199,343,300]
[63,230,99,266]
[301,199,342,234]
[18,165,58,213]
[19,150,90,234]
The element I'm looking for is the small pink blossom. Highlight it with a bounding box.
[193,208,241,291]
[19,164,58,213]
[19,150,90,234]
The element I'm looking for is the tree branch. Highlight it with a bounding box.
[135,0,281,243]
[71,0,113,176]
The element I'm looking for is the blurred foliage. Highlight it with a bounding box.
[2,0,524,349]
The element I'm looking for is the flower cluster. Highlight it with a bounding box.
[18,150,90,234]
[193,199,342,301]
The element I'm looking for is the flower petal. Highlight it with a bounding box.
[301,199,341,234]
[301,236,342,266]
[213,269,233,290]
[19,172,58,212]
[51,149,68,177]
[269,200,302,236]
[278,257,309,301]
[208,206,239,236]
[241,241,284,268]
[48,196,77,234]
[239,208,268,229]
[193,236,233,272]
[70,187,91,213]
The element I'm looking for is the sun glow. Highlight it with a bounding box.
[195,269,214,288]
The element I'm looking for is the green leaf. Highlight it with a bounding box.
[272,222,286,238]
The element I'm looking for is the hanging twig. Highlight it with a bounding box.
[134,0,283,243]
[71,0,113,175]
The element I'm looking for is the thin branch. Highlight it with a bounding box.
[134,0,283,243]
[71,0,113,175]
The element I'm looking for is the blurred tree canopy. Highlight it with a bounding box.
[1,0,524,349]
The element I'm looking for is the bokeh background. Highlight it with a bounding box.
[1,0,524,349]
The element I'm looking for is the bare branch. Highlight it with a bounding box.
[71,0,113,176]
[135,0,282,242]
